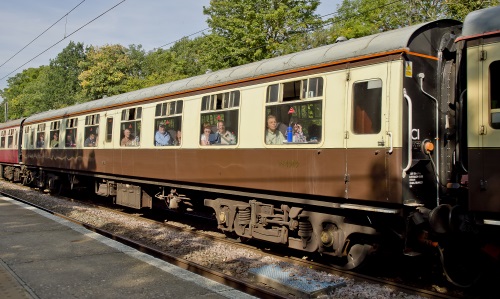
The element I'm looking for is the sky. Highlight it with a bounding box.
[0,0,342,100]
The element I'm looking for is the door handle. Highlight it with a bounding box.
[386,131,393,154]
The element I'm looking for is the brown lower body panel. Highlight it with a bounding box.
[23,148,403,204]
[468,148,500,213]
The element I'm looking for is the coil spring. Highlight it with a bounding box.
[238,209,251,225]
[298,220,313,238]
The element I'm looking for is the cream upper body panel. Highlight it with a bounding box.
[467,41,500,148]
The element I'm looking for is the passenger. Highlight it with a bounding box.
[36,133,45,148]
[214,121,236,145]
[174,130,182,146]
[200,122,212,146]
[265,115,285,145]
[84,133,97,147]
[65,135,76,147]
[121,128,139,146]
[292,122,306,143]
[50,132,59,148]
[155,124,172,146]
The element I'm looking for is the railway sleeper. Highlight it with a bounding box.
[205,197,377,269]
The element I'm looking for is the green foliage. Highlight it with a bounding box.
[78,44,136,100]
[203,0,323,66]
[1,0,499,122]
[445,0,499,21]
[326,0,499,40]
[46,41,87,107]
[2,67,50,119]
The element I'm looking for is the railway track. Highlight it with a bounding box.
[0,180,475,299]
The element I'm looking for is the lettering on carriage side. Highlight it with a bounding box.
[411,128,420,140]
[408,171,424,188]
[278,160,300,168]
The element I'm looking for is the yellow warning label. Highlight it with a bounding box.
[405,61,413,78]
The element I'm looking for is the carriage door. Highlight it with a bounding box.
[469,41,500,213]
[344,64,392,202]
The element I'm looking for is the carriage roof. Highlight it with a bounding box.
[21,19,459,124]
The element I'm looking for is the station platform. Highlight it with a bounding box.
[0,196,256,299]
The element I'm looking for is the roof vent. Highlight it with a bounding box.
[335,36,347,43]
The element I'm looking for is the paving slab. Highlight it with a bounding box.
[0,196,256,299]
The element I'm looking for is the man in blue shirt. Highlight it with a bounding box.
[155,124,172,146]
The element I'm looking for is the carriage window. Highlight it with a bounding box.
[0,131,5,148]
[106,117,113,142]
[13,129,17,148]
[121,107,142,147]
[84,114,99,147]
[49,121,60,148]
[352,79,382,134]
[65,117,78,147]
[7,129,14,148]
[490,61,500,129]
[265,77,324,145]
[25,127,34,148]
[266,77,324,103]
[36,123,46,148]
[200,91,239,146]
[302,77,324,98]
[154,100,183,146]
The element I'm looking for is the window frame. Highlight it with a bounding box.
[490,60,500,129]
[264,76,325,145]
[120,107,142,147]
[84,113,100,147]
[154,100,183,147]
[65,117,78,148]
[49,121,61,148]
[351,79,383,135]
[200,90,240,146]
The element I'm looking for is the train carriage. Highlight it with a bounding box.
[0,118,23,181]
[1,5,500,286]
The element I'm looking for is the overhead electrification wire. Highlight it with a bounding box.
[152,7,341,51]
[0,0,87,70]
[154,27,210,50]
[0,0,126,82]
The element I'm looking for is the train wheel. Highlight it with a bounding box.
[341,243,373,269]
[22,172,33,186]
[439,244,484,287]
[48,178,64,196]
[4,166,14,181]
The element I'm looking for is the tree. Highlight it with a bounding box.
[45,41,87,107]
[0,67,51,119]
[326,0,499,41]
[78,44,136,100]
[203,0,323,67]
[445,0,499,21]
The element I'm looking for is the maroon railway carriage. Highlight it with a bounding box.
[0,118,23,181]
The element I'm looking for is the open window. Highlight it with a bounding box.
[65,118,78,147]
[154,100,183,146]
[49,121,60,148]
[120,107,142,147]
[84,114,100,147]
[36,123,46,148]
[265,77,324,145]
[200,91,239,146]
